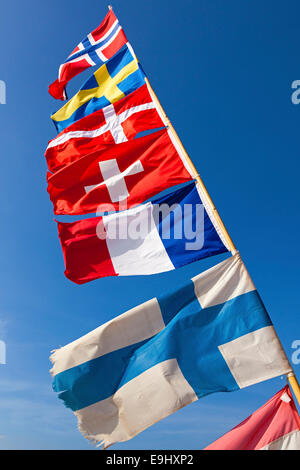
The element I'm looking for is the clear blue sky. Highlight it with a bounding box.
[0,0,299,450]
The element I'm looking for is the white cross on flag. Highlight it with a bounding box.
[84,159,144,203]
[47,128,196,215]
[48,9,128,101]
[45,84,164,173]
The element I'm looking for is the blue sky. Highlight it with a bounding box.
[0,0,299,450]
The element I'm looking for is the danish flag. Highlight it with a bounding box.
[49,9,127,101]
[45,85,164,173]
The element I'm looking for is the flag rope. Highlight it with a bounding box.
[108,4,300,409]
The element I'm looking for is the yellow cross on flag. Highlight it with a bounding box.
[51,45,146,133]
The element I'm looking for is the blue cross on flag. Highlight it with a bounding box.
[50,253,291,448]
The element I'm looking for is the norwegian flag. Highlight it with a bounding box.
[45,84,164,173]
[49,9,127,101]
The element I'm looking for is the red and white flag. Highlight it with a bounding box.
[45,84,164,173]
[205,385,300,450]
[47,128,196,215]
[48,9,127,100]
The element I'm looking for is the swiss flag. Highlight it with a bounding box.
[205,385,300,450]
[47,128,195,215]
[45,85,164,173]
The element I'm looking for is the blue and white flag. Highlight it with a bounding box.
[50,253,291,447]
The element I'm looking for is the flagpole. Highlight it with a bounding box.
[147,77,300,406]
[287,373,300,409]
[108,4,236,253]
[110,3,300,408]
[144,77,300,408]
[145,77,237,254]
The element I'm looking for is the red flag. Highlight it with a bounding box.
[45,85,164,173]
[57,217,116,283]
[47,129,195,215]
[205,386,300,450]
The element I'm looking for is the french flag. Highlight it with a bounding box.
[49,9,127,101]
[56,182,229,284]
[205,385,300,450]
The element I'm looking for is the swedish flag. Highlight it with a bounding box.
[51,45,146,133]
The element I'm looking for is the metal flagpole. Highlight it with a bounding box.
[108,3,300,408]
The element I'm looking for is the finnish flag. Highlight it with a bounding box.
[50,253,291,448]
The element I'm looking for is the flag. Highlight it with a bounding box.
[205,385,300,450]
[50,253,292,447]
[51,44,145,133]
[47,129,196,215]
[45,84,164,173]
[56,182,229,284]
[49,9,128,101]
